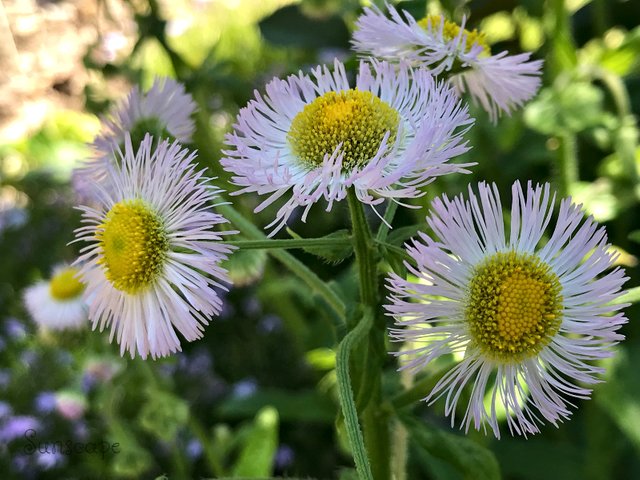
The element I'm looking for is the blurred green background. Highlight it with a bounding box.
[0,0,638,478]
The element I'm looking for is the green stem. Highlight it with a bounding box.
[347,190,378,307]
[588,66,639,188]
[556,131,578,198]
[217,203,346,320]
[227,237,351,250]
[347,189,390,480]
[336,311,374,480]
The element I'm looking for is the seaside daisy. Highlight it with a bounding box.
[74,77,197,198]
[73,134,236,359]
[386,181,628,437]
[352,4,543,121]
[222,59,472,235]
[23,265,87,330]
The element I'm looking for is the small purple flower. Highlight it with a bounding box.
[243,297,261,315]
[36,450,65,470]
[5,318,26,339]
[0,401,12,419]
[11,454,31,473]
[20,350,37,367]
[232,379,258,399]
[0,416,41,442]
[184,349,213,377]
[35,392,57,414]
[73,420,90,441]
[0,369,11,388]
[259,314,282,333]
[274,444,295,469]
[186,438,203,459]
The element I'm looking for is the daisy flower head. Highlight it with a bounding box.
[74,134,236,359]
[74,77,197,199]
[385,181,628,438]
[222,59,473,235]
[23,265,87,330]
[352,4,543,121]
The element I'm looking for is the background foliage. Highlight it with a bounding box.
[0,0,638,478]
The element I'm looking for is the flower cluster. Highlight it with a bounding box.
[19,2,630,444]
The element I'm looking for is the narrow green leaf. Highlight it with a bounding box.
[288,228,353,264]
[232,406,279,478]
[336,312,374,480]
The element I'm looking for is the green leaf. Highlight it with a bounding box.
[599,26,640,77]
[232,406,279,478]
[405,418,501,480]
[569,179,619,222]
[259,5,349,49]
[217,388,336,423]
[386,224,423,246]
[336,311,374,480]
[629,230,640,244]
[524,82,606,135]
[288,228,353,264]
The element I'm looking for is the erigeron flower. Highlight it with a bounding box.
[74,134,236,359]
[222,59,473,235]
[352,4,543,121]
[23,265,87,330]
[74,77,197,198]
[385,181,628,438]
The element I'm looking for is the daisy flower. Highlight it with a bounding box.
[74,134,236,359]
[386,181,628,437]
[23,265,87,330]
[74,77,197,198]
[352,4,543,121]
[222,59,473,235]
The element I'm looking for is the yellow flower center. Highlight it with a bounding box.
[465,251,563,362]
[418,15,490,55]
[49,267,85,300]
[288,89,400,171]
[97,199,168,294]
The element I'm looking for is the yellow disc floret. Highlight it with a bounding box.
[288,89,400,171]
[49,267,85,300]
[465,251,563,362]
[97,199,169,294]
[419,15,490,55]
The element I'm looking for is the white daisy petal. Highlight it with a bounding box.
[222,59,473,236]
[385,180,628,437]
[352,3,543,121]
[73,134,236,359]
